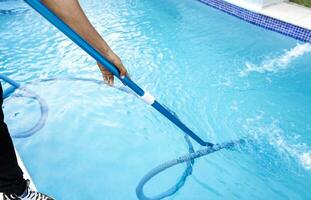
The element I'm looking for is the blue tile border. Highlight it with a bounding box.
[197,0,311,43]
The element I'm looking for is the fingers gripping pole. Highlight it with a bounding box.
[23,0,144,96]
[24,0,212,146]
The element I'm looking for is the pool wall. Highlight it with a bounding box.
[198,0,311,42]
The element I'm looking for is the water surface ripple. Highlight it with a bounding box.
[1,0,311,199]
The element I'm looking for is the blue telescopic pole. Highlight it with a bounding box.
[23,0,213,146]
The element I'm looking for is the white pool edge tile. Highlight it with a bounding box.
[230,1,311,30]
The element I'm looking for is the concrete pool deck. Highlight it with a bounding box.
[261,2,311,30]
[226,0,311,30]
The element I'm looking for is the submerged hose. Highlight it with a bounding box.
[0,74,245,199]
[8,92,48,139]
[0,75,133,138]
[136,139,244,200]
[0,74,48,138]
[14,4,244,197]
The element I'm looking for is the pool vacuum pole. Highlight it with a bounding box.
[24,0,212,147]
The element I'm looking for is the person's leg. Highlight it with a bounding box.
[0,83,26,195]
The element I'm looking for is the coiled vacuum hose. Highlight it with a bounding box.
[0,74,244,199]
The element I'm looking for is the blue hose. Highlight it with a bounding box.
[0,74,48,138]
[136,140,243,200]
[0,74,21,98]
[1,74,245,199]
[6,0,244,198]
[0,75,132,138]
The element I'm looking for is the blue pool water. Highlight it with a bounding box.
[1,0,311,199]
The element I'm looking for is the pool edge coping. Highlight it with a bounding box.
[197,0,311,43]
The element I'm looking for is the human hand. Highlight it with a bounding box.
[98,50,128,86]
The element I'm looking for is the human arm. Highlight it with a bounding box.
[42,0,128,85]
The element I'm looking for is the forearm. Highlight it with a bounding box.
[42,0,111,55]
[41,0,128,83]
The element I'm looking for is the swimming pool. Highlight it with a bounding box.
[1,0,311,199]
